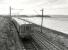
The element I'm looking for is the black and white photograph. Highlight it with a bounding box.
[0,0,68,50]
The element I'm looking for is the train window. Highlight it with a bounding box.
[29,26,31,30]
[26,26,30,31]
[21,25,31,33]
[24,26,26,31]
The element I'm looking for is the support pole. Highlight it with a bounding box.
[10,6,11,17]
[41,9,44,33]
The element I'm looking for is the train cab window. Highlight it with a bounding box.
[26,26,29,30]
[24,26,26,31]
[21,25,31,33]
[26,26,30,31]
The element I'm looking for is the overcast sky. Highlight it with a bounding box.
[0,0,68,15]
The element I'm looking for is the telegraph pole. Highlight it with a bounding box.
[41,9,44,33]
[9,6,11,17]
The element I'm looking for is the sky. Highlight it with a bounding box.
[0,0,68,15]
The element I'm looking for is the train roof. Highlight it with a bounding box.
[12,17,32,26]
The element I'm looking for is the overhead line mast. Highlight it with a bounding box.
[10,6,11,17]
[9,7,24,16]
[41,9,44,33]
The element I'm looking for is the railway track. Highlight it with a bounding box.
[31,30,68,50]
[20,37,42,50]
